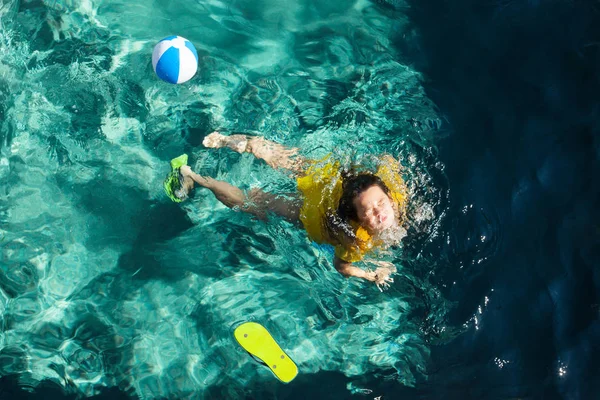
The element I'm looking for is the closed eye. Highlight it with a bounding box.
[364,202,384,218]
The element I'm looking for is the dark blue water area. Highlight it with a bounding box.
[3,1,600,400]
[394,0,600,398]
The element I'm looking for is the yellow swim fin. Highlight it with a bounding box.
[234,322,298,383]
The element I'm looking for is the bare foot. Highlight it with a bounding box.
[180,165,193,177]
[203,132,248,153]
[202,132,226,148]
[175,165,195,201]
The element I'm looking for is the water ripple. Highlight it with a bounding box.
[0,0,450,397]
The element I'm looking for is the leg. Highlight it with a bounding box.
[244,188,301,224]
[180,166,301,223]
[203,132,306,174]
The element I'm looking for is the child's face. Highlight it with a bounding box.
[352,185,396,234]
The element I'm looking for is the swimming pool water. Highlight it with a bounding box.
[1,0,599,399]
[0,0,449,398]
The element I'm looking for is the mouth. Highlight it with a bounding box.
[373,215,392,230]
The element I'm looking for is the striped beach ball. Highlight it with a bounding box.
[152,36,198,84]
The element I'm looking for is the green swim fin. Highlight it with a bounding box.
[164,154,189,203]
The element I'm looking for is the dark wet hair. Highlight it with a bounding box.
[325,173,391,246]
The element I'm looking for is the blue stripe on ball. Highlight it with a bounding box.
[155,47,180,84]
[162,35,178,42]
[184,40,198,62]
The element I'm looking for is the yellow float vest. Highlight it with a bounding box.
[297,155,406,262]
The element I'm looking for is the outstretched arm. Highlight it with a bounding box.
[334,256,376,281]
[334,257,395,291]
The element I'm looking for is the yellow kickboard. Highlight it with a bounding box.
[234,322,298,383]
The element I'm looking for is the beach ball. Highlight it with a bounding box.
[152,36,198,84]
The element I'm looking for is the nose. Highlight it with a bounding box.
[373,208,386,223]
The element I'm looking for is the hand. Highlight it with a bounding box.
[365,261,397,292]
[364,270,378,282]
[373,266,395,292]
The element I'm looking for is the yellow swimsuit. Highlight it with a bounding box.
[296,155,406,262]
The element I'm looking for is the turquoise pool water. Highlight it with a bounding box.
[0,0,453,398]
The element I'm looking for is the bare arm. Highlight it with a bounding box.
[334,257,396,291]
[334,256,376,282]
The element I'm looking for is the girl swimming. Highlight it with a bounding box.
[166,132,406,291]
